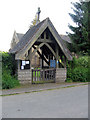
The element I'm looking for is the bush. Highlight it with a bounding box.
[66,56,88,82]
[76,56,88,68]
[2,71,20,89]
[71,67,88,82]
[2,52,16,75]
[1,51,20,89]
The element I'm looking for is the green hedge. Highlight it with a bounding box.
[2,52,20,89]
[66,56,88,82]
[71,67,88,82]
[2,71,19,89]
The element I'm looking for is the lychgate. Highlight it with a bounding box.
[10,16,72,84]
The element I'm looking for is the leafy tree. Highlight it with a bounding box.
[30,7,41,28]
[67,1,90,55]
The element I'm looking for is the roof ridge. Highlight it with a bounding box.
[10,17,48,54]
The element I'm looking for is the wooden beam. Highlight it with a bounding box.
[35,43,56,58]
[30,42,57,66]
[33,45,49,65]
[45,43,56,58]
[31,43,44,59]
[42,48,44,68]
[56,44,59,68]
[15,20,48,60]
[37,38,54,43]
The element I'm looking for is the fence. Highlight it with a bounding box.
[32,68,56,84]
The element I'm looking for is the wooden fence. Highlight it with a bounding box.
[32,68,56,84]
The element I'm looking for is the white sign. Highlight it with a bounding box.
[26,61,29,64]
[22,61,26,66]
[21,66,24,70]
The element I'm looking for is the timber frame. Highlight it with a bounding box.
[10,18,72,61]
[10,17,72,84]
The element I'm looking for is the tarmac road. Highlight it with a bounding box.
[2,85,88,118]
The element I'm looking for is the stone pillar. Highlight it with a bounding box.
[56,68,67,83]
[17,60,32,84]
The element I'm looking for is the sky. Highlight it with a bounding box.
[0,0,79,52]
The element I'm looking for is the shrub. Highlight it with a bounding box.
[1,51,20,89]
[76,56,88,68]
[66,56,88,82]
[2,52,17,75]
[2,71,20,89]
[72,67,88,82]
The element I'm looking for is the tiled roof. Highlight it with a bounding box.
[10,19,46,53]
[60,35,72,43]
[10,18,72,60]
[16,33,24,41]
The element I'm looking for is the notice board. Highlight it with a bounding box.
[50,60,56,68]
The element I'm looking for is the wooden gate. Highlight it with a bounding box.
[32,68,56,84]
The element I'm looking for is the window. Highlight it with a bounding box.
[20,60,30,70]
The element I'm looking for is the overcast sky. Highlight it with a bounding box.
[0,0,79,52]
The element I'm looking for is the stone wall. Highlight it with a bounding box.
[56,68,67,83]
[17,60,32,84]
[18,69,32,84]
[17,60,66,84]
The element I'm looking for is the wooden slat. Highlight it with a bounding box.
[32,68,56,84]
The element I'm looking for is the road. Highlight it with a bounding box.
[2,85,88,118]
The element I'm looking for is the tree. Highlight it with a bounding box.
[30,7,41,28]
[67,1,90,55]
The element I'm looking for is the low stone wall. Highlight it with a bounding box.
[18,69,32,84]
[56,68,67,83]
[17,61,66,84]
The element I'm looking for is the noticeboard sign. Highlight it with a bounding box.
[50,60,56,68]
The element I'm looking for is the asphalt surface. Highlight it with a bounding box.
[2,85,88,118]
[2,82,88,95]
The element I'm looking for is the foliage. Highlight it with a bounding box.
[2,71,19,89]
[2,52,16,75]
[75,56,88,68]
[67,1,90,54]
[1,51,20,89]
[71,67,88,82]
[30,7,41,28]
[66,56,88,82]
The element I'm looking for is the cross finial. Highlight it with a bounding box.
[37,7,41,22]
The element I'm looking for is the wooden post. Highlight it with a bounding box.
[44,31,46,40]
[18,60,20,70]
[28,47,32,68]
[32,69,33,84]
[56,44,59,68]
[42,49,44,68]
[48,55,50,67]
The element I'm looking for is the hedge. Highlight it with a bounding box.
[66,56,88,82]
[2,52,20,89]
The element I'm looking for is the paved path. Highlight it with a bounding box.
[1,82,88,95]
[2,85,88,118]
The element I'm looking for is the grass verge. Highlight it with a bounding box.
[1,83,88,97]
